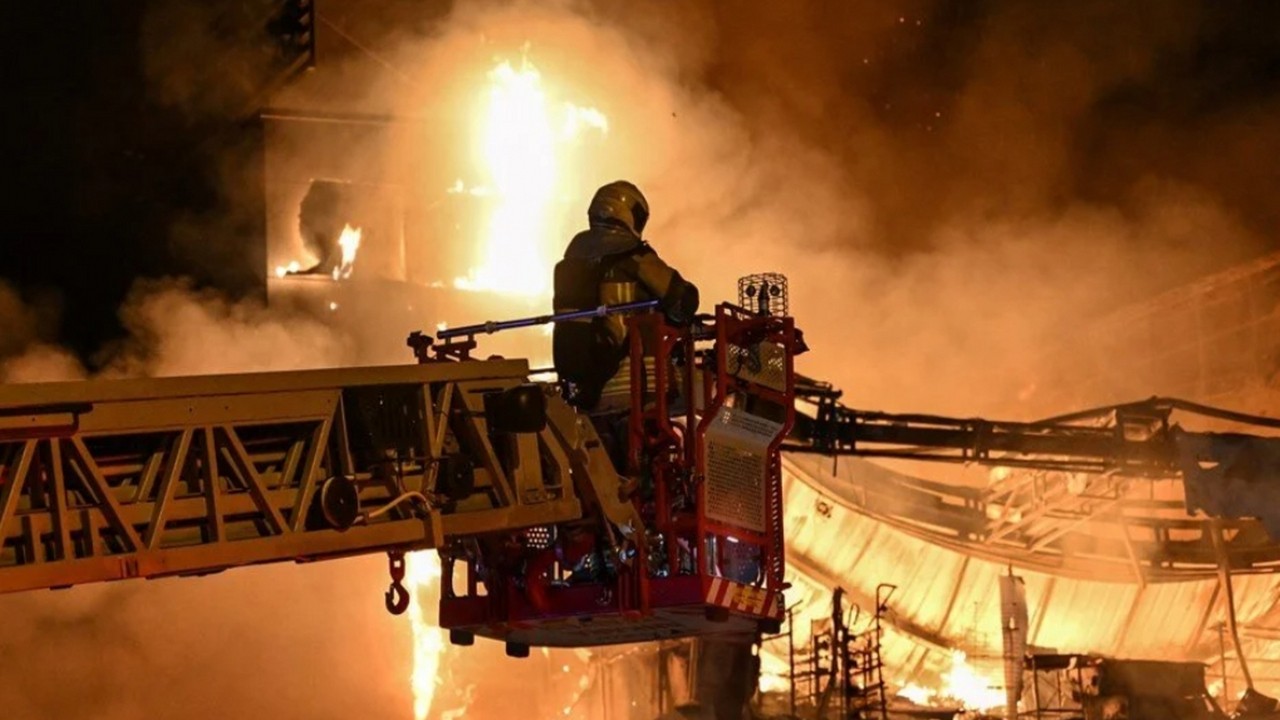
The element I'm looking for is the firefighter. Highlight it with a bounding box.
[552,181,700,412]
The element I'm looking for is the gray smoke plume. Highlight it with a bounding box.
[0,282,84,383]
[2,1,1278,718]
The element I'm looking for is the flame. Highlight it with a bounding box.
[453,57,606,297]
[402,53,606,719]
[274,260,302,279]
[940,650,1006,711]
[898,682,937,705]
[447,178,492,197]
[333,224,362,280]
[758,671,791,694]
[561,105,608,138]
[407,552,446,720]
[895,652,1006,711]
[273,224,360,281]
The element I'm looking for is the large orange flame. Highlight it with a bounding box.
[894,651,1007,712]
[407,552,445,720]
[333,223,362,280]
[407,53,608,719]
[273,223,361,281]
[941,650,1006,711]
[452,58,607,298]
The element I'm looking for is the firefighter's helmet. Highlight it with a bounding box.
[588,181,649,237]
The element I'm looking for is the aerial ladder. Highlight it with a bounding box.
[0,275,1277,657]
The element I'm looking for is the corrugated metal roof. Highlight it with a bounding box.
[785,450,1280,582]
[775,455,1280,697]
[767,251,1280,701]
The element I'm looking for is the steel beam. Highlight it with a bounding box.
[0,361,588,597]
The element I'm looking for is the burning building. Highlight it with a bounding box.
[261,37,610,366]
[735,252,1280,719]
[3,2,1280,720]
[550,253,1280,720]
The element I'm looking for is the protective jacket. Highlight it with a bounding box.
[553,225,699,410]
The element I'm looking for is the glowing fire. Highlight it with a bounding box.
[274,260,301,279]
[895,651,1006,712]
[273,223,362,280]
[897,682,937,705]
[452,58,607,297]
[333,223,362,280]
[407,552,446,720]
[758,672,791,694]
[941,650,1006,711]
[404,53,606,718]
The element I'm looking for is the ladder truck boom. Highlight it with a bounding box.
[0,360,610,606]
[0,298,803,653]
[1,277,1278,655]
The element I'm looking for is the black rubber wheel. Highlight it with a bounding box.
[319,475,360,530]
[449,629,475,647]
[505,641,531,658]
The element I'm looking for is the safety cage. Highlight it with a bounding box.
[431,301,801,654]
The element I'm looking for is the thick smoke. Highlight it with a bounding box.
[388,0,1273,416]
[0,279,403,720]
[0,279,352,383]
[0,560,413,720]
[0,282,84,383]
[2,1,1278,718]
[101,278,356,377]
[595,0,1272,415]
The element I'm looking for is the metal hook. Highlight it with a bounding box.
[384,551,410,615]
[385,582,410,615]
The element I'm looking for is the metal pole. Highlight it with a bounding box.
[809,630,817,709]
[1031,657,1041,719]
[788,608,797,718]
[1219,621,1230,709]
[876,584,897,720]
[876,609,887,718]
[833,588,845,719]
[435,300,660,340]
[1212,520,1255,692]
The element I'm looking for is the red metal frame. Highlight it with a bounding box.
[438,303,799,647]
[627,312,694,591]
[693,304,796,606]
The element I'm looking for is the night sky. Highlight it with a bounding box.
[2,0,1278,360]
